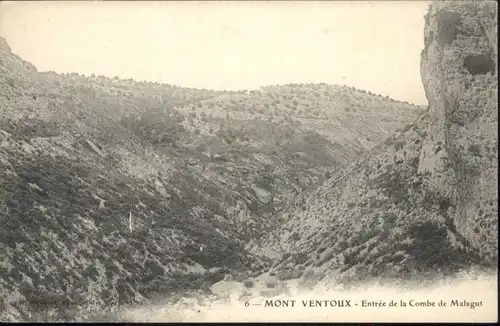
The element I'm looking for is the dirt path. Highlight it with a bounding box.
[90,272,497,323]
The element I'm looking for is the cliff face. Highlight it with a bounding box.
[420,0,498,261]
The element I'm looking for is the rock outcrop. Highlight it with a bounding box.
[420,0,498,261]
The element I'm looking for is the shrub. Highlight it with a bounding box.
[290,232,300,241]
[468,144,481,157]
[277,269,303,281]
[243,280,254,288]
[265,281,277,288]
[337,240,348,250]
[5,76,15,87]
[294,253,308,265]
[233,273,248,282]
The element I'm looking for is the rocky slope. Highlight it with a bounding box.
[263,0,497,286]
[0,35,421,321]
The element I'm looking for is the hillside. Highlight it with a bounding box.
[162,82,424,244]
[262,0,497,288]
[0,35,422,321]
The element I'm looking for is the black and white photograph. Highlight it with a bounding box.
[0,0,497,322]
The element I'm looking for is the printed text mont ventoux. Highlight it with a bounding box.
[246,299,483,309]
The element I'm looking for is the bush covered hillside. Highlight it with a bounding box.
[0,34,421,321]
[263,0,497,287]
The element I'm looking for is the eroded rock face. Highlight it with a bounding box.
[420,0,498,261]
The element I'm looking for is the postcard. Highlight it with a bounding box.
[0,0,497,323]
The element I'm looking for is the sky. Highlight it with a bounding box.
[0,1,430,105]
